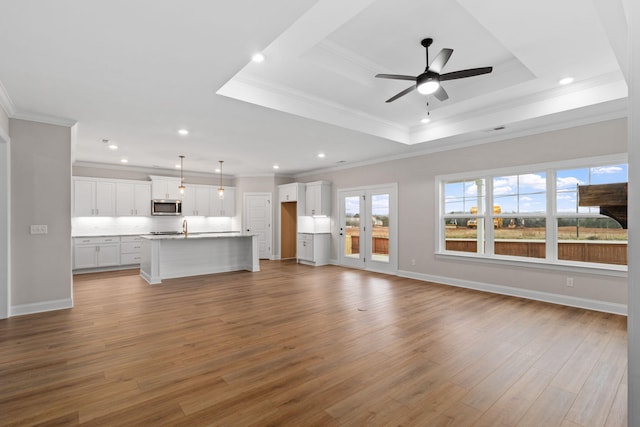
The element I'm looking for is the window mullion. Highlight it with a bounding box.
[486,176,494,256]
[547,168,557,261]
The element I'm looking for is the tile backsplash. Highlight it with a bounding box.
[72,216,235,236]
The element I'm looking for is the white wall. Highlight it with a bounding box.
[10,119,73,315]
[627,0,639,423]
[0,106,9,318]
[300,118,628,313]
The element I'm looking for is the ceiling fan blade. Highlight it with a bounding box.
[386,85,416,103]
[440,66,493,81]
[429,48,453,74]
[375,74,417,81]
[433,85,449,102]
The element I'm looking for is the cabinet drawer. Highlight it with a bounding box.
[299,233,313,242]
[120,253,142,265]
[121,241,142,253]
[121,235,143,243]
[74,236,120,245]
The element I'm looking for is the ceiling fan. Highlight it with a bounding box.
[375,38,493,103]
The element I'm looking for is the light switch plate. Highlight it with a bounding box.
[30,225,48,234]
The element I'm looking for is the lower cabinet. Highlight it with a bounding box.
[297,233,330,266]
[120,236,143,265]
[73,237,120,269]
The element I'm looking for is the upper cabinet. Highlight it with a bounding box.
[73,178,116,217]
[116,182,151,216]
[149,175,182,200]
[210,187,235,217]
[279,183,305,203]
[182,185,211,216]
[278,183,306,216]
[305,181,331,216]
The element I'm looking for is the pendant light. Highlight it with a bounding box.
[178,155,186,195]
[218,160,224,199]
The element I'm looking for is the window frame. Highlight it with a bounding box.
[436,154,628,274]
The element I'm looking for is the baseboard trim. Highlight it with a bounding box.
[11,298,74,317]
[397,270,627,316]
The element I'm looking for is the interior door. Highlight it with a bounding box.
[243,193,272,259]
[339,184,397,273]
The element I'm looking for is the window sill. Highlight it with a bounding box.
[435,251,627,278]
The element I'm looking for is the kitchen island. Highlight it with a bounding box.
[139,232,259,285]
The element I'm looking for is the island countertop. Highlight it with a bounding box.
[139,233,259,284]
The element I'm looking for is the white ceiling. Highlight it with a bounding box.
[0,0,630,177]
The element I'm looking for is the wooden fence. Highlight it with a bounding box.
[445,239,627,265]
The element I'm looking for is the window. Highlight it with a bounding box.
[438,156,627,268]
[491,172,547,258]
[443,179,486,254]
[556,164,628,265]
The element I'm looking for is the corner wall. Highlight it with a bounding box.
[0,105,9,319]
[301,118,628,313]
[10,118,72,315]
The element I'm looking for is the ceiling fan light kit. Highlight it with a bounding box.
[376,37,493,103]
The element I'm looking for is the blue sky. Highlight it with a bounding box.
[344,193,390,216]
[444,164,627,214]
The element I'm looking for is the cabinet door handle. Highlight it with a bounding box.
[135,209,138,215]
[96,209,99,215]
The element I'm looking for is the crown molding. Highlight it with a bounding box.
[0,80,16,117]
[11,111,77,128]
[73,160,222,179]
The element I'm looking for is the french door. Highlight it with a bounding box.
[338,184,397,274]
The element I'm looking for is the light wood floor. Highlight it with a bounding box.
[0,261,627,426]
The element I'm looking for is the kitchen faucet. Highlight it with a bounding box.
[182,219,188,237]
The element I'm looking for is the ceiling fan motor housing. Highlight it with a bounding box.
[416,71,440,94]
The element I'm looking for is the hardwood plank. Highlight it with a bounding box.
[0,261,627,426]
[516,386,576,427]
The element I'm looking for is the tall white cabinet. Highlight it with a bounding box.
[305,181,331,216]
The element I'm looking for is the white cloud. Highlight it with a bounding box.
[557,176,583,188]
[591,166,623,175]
[519,173,546,191]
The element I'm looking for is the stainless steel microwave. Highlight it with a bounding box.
[151,199,182,216]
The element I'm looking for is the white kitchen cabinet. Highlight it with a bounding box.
[210,187,236,217]
[73,178,116,217]
[73,237,120,269]
[116,182,151,216]
[279,182,305,203]
[297,233,330,266]
[120,235,143,265]
[305,181,331,216]
[150,175,182,200]
[182,185,211,216]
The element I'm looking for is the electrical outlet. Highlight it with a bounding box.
[30,225,48,235]
[566,277,574,287]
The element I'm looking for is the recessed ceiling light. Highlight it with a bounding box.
[559,77,574,85]
[178,129,189,136]
[120,159,128,163]
[273,165,280,170]
[252,53,265,63]
[318,153,325,158]
[421,117,430,124]
[108,144,118,150]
